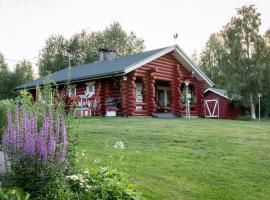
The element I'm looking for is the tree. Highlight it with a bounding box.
[199,5,266,119]
[222,5,265,119]
[38,35,69,76]
[13,59,33,88]
[261,28,270,116]
[0,53,13,99]
[199,33,227,87]
[0,54,34,99]
[38,22,145,76]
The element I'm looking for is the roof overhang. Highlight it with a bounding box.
[204,88,229,99]
[15,71,125,90]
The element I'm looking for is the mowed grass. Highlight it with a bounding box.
[70,117,270,200]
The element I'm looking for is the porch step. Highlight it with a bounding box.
[182,115,199,118]
[181,110,199,118]
[153,113,178,118]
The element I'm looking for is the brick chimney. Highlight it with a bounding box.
[99,49,116,62]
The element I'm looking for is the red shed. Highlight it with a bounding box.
[204,88,243,119]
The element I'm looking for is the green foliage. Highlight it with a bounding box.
[0,99,15,141]
[12,60,34,92]
[0,53,13,100]
[0,53,33,100]
[4,82,68,200]
[63,166,143,200]
[199,33,227,87]
[199,5,269,118]
[0,187,30,200]
[38,22,145,76]
[10,159,65,200]
[180,87,197,104]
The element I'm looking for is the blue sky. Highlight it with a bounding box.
[0,0,269,75]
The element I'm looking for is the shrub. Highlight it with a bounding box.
[64,166,144,200]
[2,102,68,199]
[0,187,30,200]
[0,99,15,143]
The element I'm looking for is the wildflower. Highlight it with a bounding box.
[60,116,67,162]
[93,158,101,164]
[113,141,125,149]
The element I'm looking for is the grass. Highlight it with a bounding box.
[70,117,270,200]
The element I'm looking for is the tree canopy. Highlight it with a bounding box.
[199,5,270,118]
[0,54,33,99]
[38,22,145,76]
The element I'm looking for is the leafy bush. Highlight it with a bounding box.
[2,103,68,199]
[0,99,15,143]
[238,115,252,121]
[63,166,143,200]
[0,187,30,200]
[180,95,197,105]
[2,82,69,199]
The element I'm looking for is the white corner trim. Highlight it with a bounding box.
[204,88,229,100]
[174,45,214,87]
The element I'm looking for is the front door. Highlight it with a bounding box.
[157,86,170,112]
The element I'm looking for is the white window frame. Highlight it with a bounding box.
[136,82,143,102]
[68,85,77,97]
[85,81,95,97]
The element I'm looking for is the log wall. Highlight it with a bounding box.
[30,52,207,117]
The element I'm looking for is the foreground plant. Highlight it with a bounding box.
[0,187,30,200]
[64,166,144,200]
[2,102,68,199]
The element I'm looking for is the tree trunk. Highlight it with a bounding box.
[250,95,256,120]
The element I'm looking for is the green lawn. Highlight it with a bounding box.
[70,117,270,200]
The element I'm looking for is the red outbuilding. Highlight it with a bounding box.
[204,88,243,119]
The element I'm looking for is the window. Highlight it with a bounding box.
[86,82,95,97]
[136,82,143,102]
[68,85,76,97]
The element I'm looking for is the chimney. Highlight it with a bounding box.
[99,49,116,62]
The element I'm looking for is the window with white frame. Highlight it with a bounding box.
[136,82,143,102]
[85,82,95,97]
[68,85,76,97]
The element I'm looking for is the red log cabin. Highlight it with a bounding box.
[16,45,214,117]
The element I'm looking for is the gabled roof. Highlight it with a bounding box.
[16,45,214,90]
[204,88,241,101]
[204,88,229,99]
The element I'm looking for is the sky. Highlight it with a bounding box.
[0,0,270,76]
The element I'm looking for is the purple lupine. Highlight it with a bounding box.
[3,102,68,168]
[55,113,60,144]
[15,102,20,151]
[39,131,47,163]
[48,133,56,157]
[21,105,27,144]
[60,116,67,162]
[7,113,15,148]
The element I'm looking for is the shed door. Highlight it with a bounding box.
[204,99,219,118]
